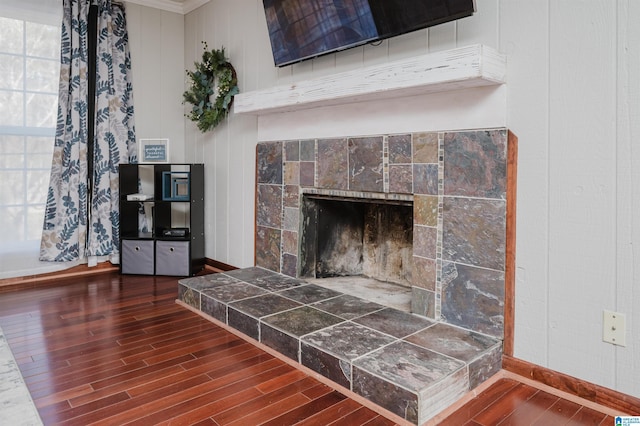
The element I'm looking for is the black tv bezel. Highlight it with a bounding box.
[265,0,477,68]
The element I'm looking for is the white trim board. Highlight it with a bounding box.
[235,44,506,116]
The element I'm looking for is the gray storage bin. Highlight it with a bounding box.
[121,240,155,275]
[155,240,190,276]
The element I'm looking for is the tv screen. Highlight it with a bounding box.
[263,0,476,67]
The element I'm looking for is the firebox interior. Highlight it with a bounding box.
[299,195,413,288]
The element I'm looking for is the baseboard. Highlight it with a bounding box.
[0,262,119,293]
[502,354,640,415]
[0,257,237,292]
[204,258,238,272]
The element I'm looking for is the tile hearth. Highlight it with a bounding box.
[178,267,502,425]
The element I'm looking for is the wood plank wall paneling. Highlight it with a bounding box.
[126,4,185,162]
[615,0,640,397]
[498,0,551,370]
[547,0,618,390]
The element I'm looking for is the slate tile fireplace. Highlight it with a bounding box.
[256,129,509,340]
[178,128,513,423]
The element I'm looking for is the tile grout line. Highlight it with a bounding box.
[435,132,445,320]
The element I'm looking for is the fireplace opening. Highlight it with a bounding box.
[299,194,414,309]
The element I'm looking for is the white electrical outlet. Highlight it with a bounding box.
[603,310,626,347]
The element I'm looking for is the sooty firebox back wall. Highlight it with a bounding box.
[299,196,413,286]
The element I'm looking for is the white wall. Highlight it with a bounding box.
[183,1,263,269]
[182,0,639,398]
[127,4,185,162]
[502,0,639,399]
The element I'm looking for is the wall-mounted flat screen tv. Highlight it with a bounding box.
[263,0,476,67]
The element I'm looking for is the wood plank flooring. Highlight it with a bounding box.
[0,273,618,425]
[441,378,616,425]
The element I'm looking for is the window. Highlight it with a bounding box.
[0,9,63,278]
[0,16,60,247]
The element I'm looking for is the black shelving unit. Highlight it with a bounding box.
[119,163,204,276]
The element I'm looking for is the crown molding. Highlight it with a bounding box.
[124,0,209,14]
[182,0,209,14]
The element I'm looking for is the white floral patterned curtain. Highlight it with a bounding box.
[40,0,136,263]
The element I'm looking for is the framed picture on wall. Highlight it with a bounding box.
[139,138,169,163]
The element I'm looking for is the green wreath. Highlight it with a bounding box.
[183,43,239,132]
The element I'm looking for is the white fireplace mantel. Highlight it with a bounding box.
[234,44,506,116]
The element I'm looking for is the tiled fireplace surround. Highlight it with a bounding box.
[179,128,514,425]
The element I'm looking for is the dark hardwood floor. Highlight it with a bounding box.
[441,378,615,426]
[0,273,617,425]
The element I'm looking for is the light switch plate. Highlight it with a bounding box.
[603,310,626,347]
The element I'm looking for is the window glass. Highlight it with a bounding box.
[0,207,26,243]
[0,170,25,205]
[0,135,24,154]
[0,17,24,54]
[26,136,55,154]
[26,169,50,204]
[0,54,24,90]
[26,21,60,59]
[26,57,59,92]
[0,91,25,126]
[26,92,58,127]
[26,205,46,240]
[0,153,25,169]
[0,17,60,248]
